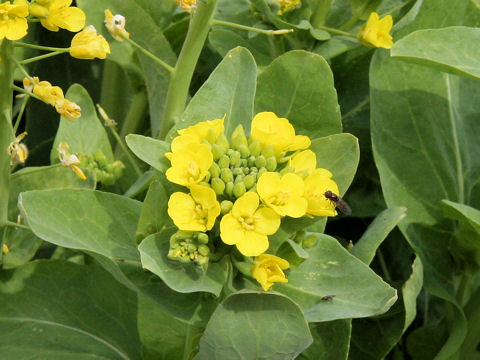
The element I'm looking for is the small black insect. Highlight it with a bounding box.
[321,295,336,301]
[324,190,352,215]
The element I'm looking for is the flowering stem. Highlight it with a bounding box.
[108,126,143,177]
[3,220,30,231]
[13,42,68,52]
[311,0,332,27]
[211,19,293,36]
[11,85,42,102]
[13,95,30,134]
[9,55,35,84]
[121,34,174,74]
[158,0,219,139]
[21,50,68,65]
[316,25,357,38]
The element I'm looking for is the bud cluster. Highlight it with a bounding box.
[168,231,210,266]
[79,150,125,186]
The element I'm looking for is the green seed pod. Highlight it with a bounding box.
[218,154,230,168]
[211,177,225,195]
[211,143,227,160]
[209,162,221,178]
[255,155,267,168]
[261,144,275,158]
[249,141,261,157]
[225,181,234,197]
[220,200,233,214]
[198,244,210,256]
[265,156,277,171]
[220,168,234,183]
[244,174,256,189]
[238,144,250,158]
[197,233,209,245]
[233,182,246,198]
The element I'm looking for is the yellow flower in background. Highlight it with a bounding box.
[166,142,213,187]
[7,132,28,166]
[257,172,307,218]
[358,12,393,49]
[220,192,280,256]
[303,168,339,216]
[2,244,9,254]
[176,0,196,12]
[168,185,221,232]
[55,98,81,121]
[177,117,225,144]
[252,254,290,291]
[289,149,316,176]
[69,25,110,60]
[32,79,64,106]
[0,0,29,41]
[277,0,301,15]
[104,9,129,41]
[32,0,86,32]
[250,112,310,154]
[57,141,86,180]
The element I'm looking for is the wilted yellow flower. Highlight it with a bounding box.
[69,25,111,60]
[288,149,316,176]
[303,168,339,216]
[177,117,225,144]
[176,0,196,12]
[104,9,129,41]
[220,192,280,256]
[57,141,86,180]
[31,0,86,32]
[166,141,213,187]
[358,12,393,49]
[277,0,301,15]
[252,254,290,291]
[0,0,29,41]
[96,104,117,127]
[7,132,28,165]
[257,172,307,218]
[55,98,81,121]
[168,185,221,232]
[32,79,64,106]
[22,76,39,93]
[250,112,310,154]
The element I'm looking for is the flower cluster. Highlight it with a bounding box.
[165,112,340,290]
[78,150,124,187]
[176,0,197,12]
[277,0,301,15]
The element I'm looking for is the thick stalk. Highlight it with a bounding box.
[157,0,218,139]
[0,40,15,227]
[311,0,332,27]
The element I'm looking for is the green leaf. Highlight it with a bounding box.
[351,207,407,264]
[391,27,480,81]
[0,260,141,359]
[298,320,351,360]
[138,230,230,296]
[167,46,257,140]
[126,134,170,172]
[196,291,312,359]
[18,189,141,261]
[441,199,480,234]
[50,84,114,163]
[277,233,397,322]
[255,50,342,138]
[348,0,381,18]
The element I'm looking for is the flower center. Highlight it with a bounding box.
[237,216,255,231]
[186,160,200,183]
[194,204,207,225]
[268,190,290,206]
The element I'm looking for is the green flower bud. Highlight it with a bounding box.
[198,244,210,256]
[218,154,230,168]
[249,141,261,156]
[234,174,244,184]
[229,150,241,167]
[94,169,104,182]
[233,182,246,198]
[238,144,250,158]
[280,166,295,175]
[231,125,248,149]
[187,243,197,253]
[302,234,318,248]
[211,144,227,160]
[94,150,108,167]
[233,167,243,176]
[203,171,211,183]
[250,166,258,173]
[258,167,267,177]
[216,134,230,148]
[220,200,233,214]
[243,167,250,175]
[241,159,248,167]
[206,128,217,144]
[244,174,256,189]
[225,181,234,197]
[261,144,275,158]
[196,255,208,265]
[247,156,256,167]
[209,162,221,178]
[112,161,125,178]
[179,255,191,263]
[265,156,277,171]
[211,177,225,195]
[255,155,267,168]
[221,168,234,183]
[197,233,209,244]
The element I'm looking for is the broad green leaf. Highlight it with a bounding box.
[18,189,141,261]
[167,46,257,140]
[139,231,229,296]
[402,257,424,332]
[461,286,480,358]
[441,199,480,234]
[298,320,351,360]
[351,207,407,264]
[0,260,141,359]
[50,84,114,163]
[126,134,170,172]
[348,0,381,18]
[196,291,312,359]
[391,27,480,81]
[277,233,397,322]
[255,50,342,138]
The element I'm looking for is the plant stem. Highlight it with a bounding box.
[316,24,357,38]
[311,0,332,27]
[211,19,293,35]
[158,0,219,139]
[21,50,67,65]
[9,55,35,83]
[11,85,42,102]
[377,248,392,283]
[121,35,174,74]
[3,220,30,231]
[108,126,143,177]
[13,95,30,134]
[13,42,68,52]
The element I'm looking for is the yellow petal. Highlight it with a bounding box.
[236,231,269,257]
[5,17,28,40]
[231,191,259,218]
[220,214,245,245]
[253,207,281,235]
[257,172,281,200]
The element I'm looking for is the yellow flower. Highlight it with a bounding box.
[257,172,307,218]
[277,0,301,15]
[7,132,28,165]
[0,0,29,41]
[32,79,64,106]
[288,149,316,176]
[104,9,129,41]
[250,112,310,154]
[358,12,393,49]
[57,141,86,180]
[220,192,280,256]
[2,244,9,254]
[166,141,213,187]
[22,76,39,92]
[31,0,85,32]
[69,25,111,60]
[303,168,339,216]
[55,98,81,121]
[177,116,225,144]
[176,0,196,12]
[168,185,220,232]
[252,254,290,291]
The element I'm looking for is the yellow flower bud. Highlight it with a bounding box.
[69,25,111,60]
[28,2,49,18]
[358,12,394,49]
[277,0,301,15]
[7,132,28,166]
[252,254,290,291]
[33,79,64,106]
